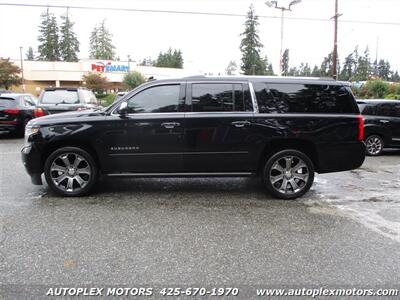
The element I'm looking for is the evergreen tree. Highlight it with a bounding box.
[339,52,356,81]
[353,47,371,81]
[263,56,274,75]
[37,9,60,61]
[377,59,391,80]
[239,5,266,75]
[311,65,320,77]
[59,11,80,62]
[26,47,35,60]
[89,20,116,60]
[320,52,334,77]
[281,49,289,76]
[298,63,311,76]
[155,48,184,68]
[226,61,238,75]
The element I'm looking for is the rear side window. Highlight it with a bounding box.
[40,90,79,104]
[191,83,252,112]
[376,102,400,117]
[254,83,357,114]
[81,90,98,104]
[358,103,377,115]
[0,97,17,108]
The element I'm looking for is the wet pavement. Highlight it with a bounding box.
[1,133,400,288]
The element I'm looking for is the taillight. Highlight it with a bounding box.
[358,115,364,141]
[4,109,20,114]
[34,108,45,118]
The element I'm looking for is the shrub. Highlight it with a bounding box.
[365,80,389,98]
[123,71,145,90]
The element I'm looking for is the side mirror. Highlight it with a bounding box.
[119,102,128,116]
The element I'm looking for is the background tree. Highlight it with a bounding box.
[0,58,22,90]
[353,47,371,81]
[123,71,146,90]
[281,49,289,76]
[225,61,238,75]
[263,56,274,75]
[320,52,334,77]
[26,47,35,60]
[37,9,60,61]
[139,57,155,67]
[89,20,116,60]
[239,5,266,75]
[155,48,184,68]
[82,73,109,92]
[339,52,356,81]
[59,12,80,62]
[376,59,392,80]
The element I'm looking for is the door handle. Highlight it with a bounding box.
[379,120,390,124]
[161,122,180,129]
[231,121,251,128]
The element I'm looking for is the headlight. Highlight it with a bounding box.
[24,123,40,143]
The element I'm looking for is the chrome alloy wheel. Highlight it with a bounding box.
[366,136,383,155]
[269,155,309,195]
[50,153,91,193]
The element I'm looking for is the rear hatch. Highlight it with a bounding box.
[38,89,83,114]
[0,96,19,121]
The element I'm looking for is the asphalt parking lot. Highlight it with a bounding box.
[1,133,400,293]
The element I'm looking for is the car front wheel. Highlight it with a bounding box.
[44,147,98,196]
[262,149,315,200]
[365,135,384,156]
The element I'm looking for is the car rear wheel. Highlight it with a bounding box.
[262,149,314,200]
[365,135,384,156]
[44,147,98,196]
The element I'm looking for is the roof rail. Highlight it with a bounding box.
[183,75,206,79]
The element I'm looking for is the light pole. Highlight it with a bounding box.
[265,0,301,76]
[19,46,25,92]
[127,55,131,72]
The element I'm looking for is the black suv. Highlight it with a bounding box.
[0,93,44,136]
[22,76,365,199]
[37,87,99,114]
[357,99,400,155]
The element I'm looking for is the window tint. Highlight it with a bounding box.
[376,102,400,117]
[23,96,35,107]
[0,97,17,108]
[358,103,376,115]
[127,84,180,113]
[255,83,357,114]
[191,83,250,112]
[81,90,97,104]
[41,90,79,104]
[253,82,288,113]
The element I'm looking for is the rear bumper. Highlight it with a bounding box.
[316,141,366,173]
[0,123,19,132]
[21,144,43,185]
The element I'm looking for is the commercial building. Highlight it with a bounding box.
[10,59,194,96]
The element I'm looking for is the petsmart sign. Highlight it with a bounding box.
[91,62,129,73]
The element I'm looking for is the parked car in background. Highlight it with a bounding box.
[0,93,45,136]
[37,87,99,114]
[22,76,365,199]
[357,99,400,155]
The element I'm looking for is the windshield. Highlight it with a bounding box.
[40,90,79,104]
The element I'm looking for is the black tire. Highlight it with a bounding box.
[365,135,384,156]
[44,147,98,196]
[262,149,314,200]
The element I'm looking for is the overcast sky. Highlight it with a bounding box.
[0,0,399,74]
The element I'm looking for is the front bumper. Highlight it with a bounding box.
[21,144,43,185]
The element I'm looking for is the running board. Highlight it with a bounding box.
[106,172,255,178]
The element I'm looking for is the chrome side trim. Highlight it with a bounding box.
[392,138,400,141]
[109,151,249,156]
[248,82,259,114]
[106,172,254,177]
